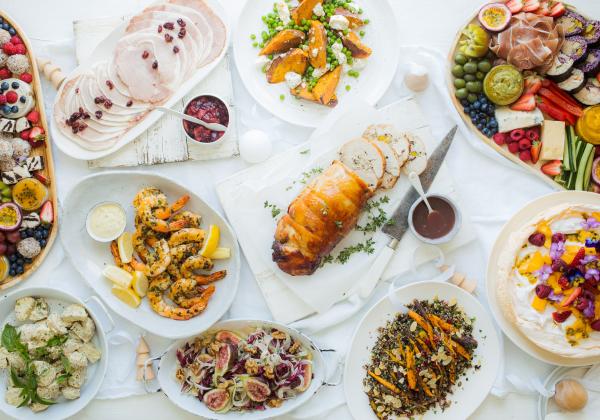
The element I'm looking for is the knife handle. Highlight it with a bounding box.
[357,238,398,299]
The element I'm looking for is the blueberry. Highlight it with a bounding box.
[8,254,16,263]
[480,104,488,113]
[9,269,15,277]
[16,266,23,275]
[483,128,490,137]
[464,106,471,113]
[40,239,47,247]
[1,23,8,30]
[19,96,25,103]
[490,119,498,127]
[11,81,19,89]
[19,231,26,239]
[24,258,32,264]
[1,82,8,90]
[27,228,34,236]
[10,106,18,113]
[8,28,15,36]
[460,99,469,107]
[2,105,9,114]
[42,230,48,239]
[16,258,24,265]
[476,123,483,130]
[473,101,481,110]
[33,231,41,240]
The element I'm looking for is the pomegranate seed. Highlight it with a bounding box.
[558,276,570,289]
[164,22,175,30]
[551,259,565,272]
[535,284,551,299]
[177,18,186,27]
[173,46,180,54]
[528,232,545,247]
[158,25,163,33]
[152,60,158,69]
[95,110,103,119]
[106,80,114,90]
[142,50,149,59]
[126,100,133,107]
[178,28,186,38]
[552,310,572,323]
[165,33,173,42]
[591,319,600,331]
[552,233,565,243]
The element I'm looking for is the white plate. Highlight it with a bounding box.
[232,0,399,127]
[50,0,230,161]
[344,281,500,420]
[157,319,328,419]
[60,171,240,339]
[0,287,112,420]
[486,191,600,367]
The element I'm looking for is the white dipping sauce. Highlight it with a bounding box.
[87,203,126,241]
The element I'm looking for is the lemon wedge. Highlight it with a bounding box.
[111,286,141,308]
[210,247,231,259]
[200,224,220,257]
[117,231,134,263]
[102,265,133,289]
[132,271,148,297]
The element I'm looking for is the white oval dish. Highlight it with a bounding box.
[232,0,400,127]
[0,286,112,420]
[60,171,240,339]
[344,281,500,419]
[486,191,600,367]
[50,0,230,161]
[154,319,332,419]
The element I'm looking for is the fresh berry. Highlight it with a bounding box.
[5,91,17,104]
[523,0,541,13]
[528,232,546,246]
[28,126,45,142]
[508,141,520,153]
[493,132,507,145]
[19,129,30,140]
[560,287,581,307]
[583,277,598,291]
[524,76,543,95]
[541,160,562,176]
[510,93,536,112]
[550,2,566,17]
[26,110,39,124]
[518,138,532,150]
[530,141,541,164]
[2,42,16,55]
[575,297,589,312]
[510,129,525,141]
[19,73,32,83]
[551,259,565,272]
[0,94,5,105]
[591,319,600,331]
[552,310,572,323]
[33,172,49,185]
[535,284,552,299]
[569,248,585,267]
[14,44,26,55]
[6,231,20,244]
[519,150,532,161]
[9,35,21,45]
[0,68,11,80]
[558,275,570,289]
[526,128,540,141]
[506,0,524,14]
[552,233,565,243]
[40,201,53,224]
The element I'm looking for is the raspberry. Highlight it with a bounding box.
[14,44,26,55]
[19,73,32,83]
[492,132,506,145]
[575,297,589,312]
[0,94,5,105]
[508,142,519,153]
[528,232,546,246]
[5,91,18,104]
[552,310,572,323]
[535,284,551,299]
[518,138,532,150]
[551,259,565,272]
[526,129,540,141]
[510,129,525,141]
[9,36,22,45]
[2,43,15,55]
[0,68,11,79]
[569,248,585,267]
[519,150,532,161]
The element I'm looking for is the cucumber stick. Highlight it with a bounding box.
[576,142,595,191]
[563,126,572,172]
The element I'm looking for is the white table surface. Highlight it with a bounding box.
[1,0,596,419]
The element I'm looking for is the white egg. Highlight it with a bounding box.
[240,129,272,164]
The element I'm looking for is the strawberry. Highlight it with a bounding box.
[519,150,532,161]
[28,126,45,142]
[0,68,11,79]
[511,93,536,112]
[14,44,26,55]
[493,132,507,145]
[530,140,541,164]
[9,35,22,45]
[536,1,551,15]
[523,0,540,12]
[40,201,53,224]
[569,247,586,267]
[508,141,520,153]
[33,172,49,185]
[550,2,566,17]
[506,0,524,13]
[560,287,581,307]
[541,160,562,176]
[518,138,532,150]
[26,110,39,124]
[19,73,32,83]
[524,76,543,95]
[552,310,572,323]
[19,129,30,140]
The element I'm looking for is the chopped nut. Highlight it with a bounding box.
[271,330,287,340]
[245,359,259,375]
[264,365,274,380]
[267,398,283,408]
[289,341,301,354]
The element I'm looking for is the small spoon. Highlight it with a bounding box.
[408,172,443,225]
[156,106,227,132]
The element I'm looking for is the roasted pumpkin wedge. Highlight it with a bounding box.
[291,85,338,107]
[311,66,342,105]
[266,48,309,83]
[335,7,364,28]
[260,29,306,56]
[291,0,322,25]
[342,32,372,58]
[308,21,327,69]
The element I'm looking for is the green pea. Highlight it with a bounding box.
[359,30,365,37]
[346,85,351,91]
[455,88,468,99]
[451,65,464,78]
[250,34,256,40]
[454,78,466,89]
[280,94,285,101]
[364,19,370,24]
[252,42,258,47]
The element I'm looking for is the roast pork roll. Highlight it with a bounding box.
[272,160,374,276]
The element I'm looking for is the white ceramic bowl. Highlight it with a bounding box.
[182,94,230,148]
[85,201,127,243]
[0,287,113,420]
[408,193,462,244]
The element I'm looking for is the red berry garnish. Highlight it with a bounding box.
[551,233,565,243]
[552,310,572,323]
[26,110,39,124]
[558,276,570,289]
[591,319,600,331]
[14,44,26,55]
[526,129,540,141]
[575,297,589,312]
[2,42,16,55]
[5,91,18,104]
[528,232,546,246]
[493,132,506,145]
[508,142,519,153]
[0,68,11,79]
[510,129,525,141]
[569,248,585,267]
[0,94,5,105]
[535,284,551,299]
[9,35,22,45]
[518,138,532,150]
[20,129,30,140]
[519,150,532,161]
[19,72,32,83]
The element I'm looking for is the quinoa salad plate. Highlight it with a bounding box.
[343,281,500,420]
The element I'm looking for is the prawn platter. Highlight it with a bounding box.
[60,171,240,339]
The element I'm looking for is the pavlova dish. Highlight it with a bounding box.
[0,296,101,412]
[497,204,600,358]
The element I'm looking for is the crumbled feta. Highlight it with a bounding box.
[312,67,328,79]
[312,48,319,58]
[285,71,302,89]
[275,2,291,25]
[331,41,347,65]
[329,15,350,31]
[313,3,325,17]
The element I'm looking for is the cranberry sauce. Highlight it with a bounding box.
[183,95,229,143]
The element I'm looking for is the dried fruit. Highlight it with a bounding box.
[245,377,271,402]
[552,310,572,323]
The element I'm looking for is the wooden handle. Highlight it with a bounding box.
[36,57,66,90]
[439,264,477,294]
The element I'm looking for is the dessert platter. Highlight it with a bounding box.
[449,1,600,190]
[59,171,240,339]
[0,12,57,290]
[51,0,230,160]
[233,0,399,127]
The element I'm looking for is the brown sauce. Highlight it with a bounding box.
[412,196,455,239]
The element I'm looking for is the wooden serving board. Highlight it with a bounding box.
[447,6,583,190]
[0,12,58,290]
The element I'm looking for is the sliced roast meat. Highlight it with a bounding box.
[93,61,146,111]
[338,138,386,192]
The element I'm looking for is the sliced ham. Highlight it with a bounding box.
[93,61,145,111]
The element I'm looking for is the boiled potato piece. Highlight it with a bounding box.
[342,32,372,58]
[291,0,322,25]
[312,66,342,105]
[290,85,338,107]
[308,21,327,69]
[260,29,306,56]
[266,48,309,83]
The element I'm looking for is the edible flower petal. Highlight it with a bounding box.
[550,241,565,260]
[581,217,600,230]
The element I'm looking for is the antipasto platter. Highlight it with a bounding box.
[449,1,600,191]
[0,12,57,290]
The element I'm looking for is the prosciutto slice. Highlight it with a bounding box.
[490,12,565,72]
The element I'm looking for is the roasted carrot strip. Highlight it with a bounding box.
[385,350,402,364]
[404,346,417,390]
[416,337,430,355]
[408,310,434,343]
[368,370,400,394]
[451,339,472,360]
[427,314,455,332]
[418,377,435,397]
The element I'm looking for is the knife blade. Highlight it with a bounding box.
[382,125,458,241]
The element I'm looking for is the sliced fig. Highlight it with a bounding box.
[215,330,242,346]
[215,344,236,377]
[245,377,271,402]
[0,203,22,231]
[203,389,231,412]
[296,363,312,392]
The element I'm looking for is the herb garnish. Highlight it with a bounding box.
[321,238,376,266]
[264,201,282,218]
[356,196,391,234]
[56,354,73,385]
[286,167,323,191]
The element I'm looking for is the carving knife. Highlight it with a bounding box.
[356,125,458,298]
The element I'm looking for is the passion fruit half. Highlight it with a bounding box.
[478,3,512,32]
[0,202,22,231]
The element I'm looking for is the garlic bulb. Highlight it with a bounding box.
[554,379,588,412]
[404,62,429,92]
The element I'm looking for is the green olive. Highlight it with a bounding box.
[466,81,482,93]
[464,74,476,82]
[478,60,492,73]
[454,53,467,65]
[455,88,468,99]
[476,71,485,80]
[467,93,478,103]
[452,65,465,78]
[454,78,466,89]
[463,62,478,74]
